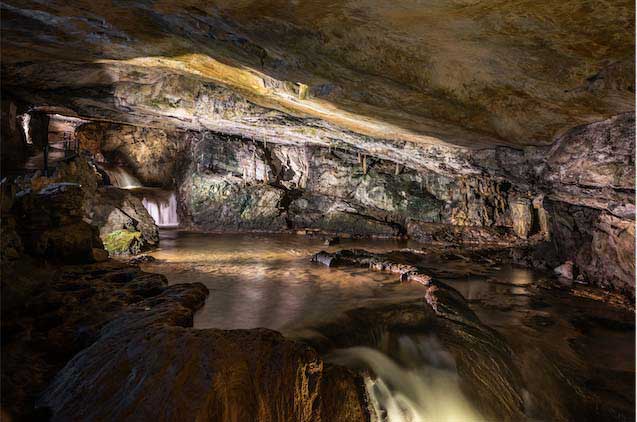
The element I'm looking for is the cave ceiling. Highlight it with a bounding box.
[1,0,634,149]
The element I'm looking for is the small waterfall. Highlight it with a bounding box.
[329,335,482,422]
[105,167,142,189]
[142,192,179,227]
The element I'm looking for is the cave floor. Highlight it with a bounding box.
[138,230,635,421]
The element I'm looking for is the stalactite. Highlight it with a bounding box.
[395,162,401,176]
[362,154,368,175]
[357,152,362,164]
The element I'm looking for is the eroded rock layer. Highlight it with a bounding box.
[63,111,635,297]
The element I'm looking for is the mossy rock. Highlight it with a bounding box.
[103,230,143,256]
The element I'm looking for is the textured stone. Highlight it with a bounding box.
[12,183,105,263]
[76,122,188,187]
[510,197,534,239]
[1,260,170,420]
[38,284,367,422]
[1,1,633,148]
[102,229,144,256]
[541,112,635,216]
[89,187,159,251]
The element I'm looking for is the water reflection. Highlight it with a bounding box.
[143,231,426,332]
[141,231,635,421]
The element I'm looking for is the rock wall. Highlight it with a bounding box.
[525,113,636,297]
[178,132,525,239]
[73,114,634,296]
[0,97,28,173]
[76,123,190,188]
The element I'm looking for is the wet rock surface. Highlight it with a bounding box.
[306,253,527,420]
[37,282,368,422]
[165,132,528,241]
[76,122,189,188]
[10,182,104,264]
[307,247,635,421]
[1,259,170,420]
[66,115,635,299]
[0,2,633,420]
[90,186,160,254]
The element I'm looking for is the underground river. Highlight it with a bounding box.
[139,230,635,421]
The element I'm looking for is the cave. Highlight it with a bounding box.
[1,2,635,421]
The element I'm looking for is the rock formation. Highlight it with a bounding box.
[0,2,634,420]
[1,0,634,293]
[38,284,369,422]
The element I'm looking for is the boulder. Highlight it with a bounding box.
[554,261,574,280]
[89,187,159,252]
[1,261,170,420]
[12,183,105,264]
[38,284,367,422]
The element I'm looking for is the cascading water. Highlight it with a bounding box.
[329,335,482,422]
[104,167,142,189]
[102,165,179,227]
[142,192,179,227]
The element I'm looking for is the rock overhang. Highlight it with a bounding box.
[1,0,634,150]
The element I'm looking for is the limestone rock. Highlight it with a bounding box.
[584,213,635,295]
[180,173,288,232]
[38,284,367,422]
[12,183,105,264]
[102,230,144,256]
[89,187,159,251]
[541,112,635,215]
[2,2,632,148]
[76,122,188,187]
[1,261,170,420]
[554,261,574,280]
[510,197,534,239]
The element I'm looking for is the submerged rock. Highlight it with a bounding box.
[324,236,340,246]
[313,249,433,285]
[128,254,157,265]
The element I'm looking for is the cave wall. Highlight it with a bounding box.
[0,97,28,174]
[75,123,190,188]
[72,113,635,297]
[179,134,528,240]
[76,122,532,241]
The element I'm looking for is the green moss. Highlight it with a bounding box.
[103,230,142,255]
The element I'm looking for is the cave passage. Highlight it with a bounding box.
[1,2,635,422]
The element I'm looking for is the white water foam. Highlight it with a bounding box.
[105,167,142,189]
[142,192,179,227]
[330,335,482,422]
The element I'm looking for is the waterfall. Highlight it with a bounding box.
[329,335,482,422]
[142,192,179,227]
[105,167,142,189]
